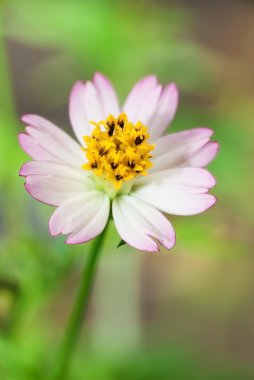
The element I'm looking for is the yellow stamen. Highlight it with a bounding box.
[82,113,154,189]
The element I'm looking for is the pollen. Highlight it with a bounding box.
[82,113,155,189]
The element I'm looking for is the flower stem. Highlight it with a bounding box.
[52,225,109,380]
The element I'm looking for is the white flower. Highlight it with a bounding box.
[19,73,218,252]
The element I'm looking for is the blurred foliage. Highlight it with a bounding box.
[0,0,254,379]
[4,0,217,107]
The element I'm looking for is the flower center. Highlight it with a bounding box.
[82,113,154,189]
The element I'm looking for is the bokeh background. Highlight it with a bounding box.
[0,0,254,379]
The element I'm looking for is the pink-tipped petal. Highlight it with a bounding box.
[49,193,95,236]
[136,167,216,188]
[112,195,176,252]
[25,177,87,206]
[84,80,105,122]
[133,167,216,216]
[69,81,94,144]
[20,114,84,167]
[137,85,162,127]
[19,133,57,162]
[123,75,158,122]
[48,190,109,244]
[93,72,120,117]
[19,161,91,184]
[21,114,83,158]
[187,141,219,167]
[151,128,215,172]
[24,181,83,207]
[69,78,116,145]
[22,160,91,206]
[64,193,110,244]
[130,84,162,126]
[149,83,179,140]
[153,128,213,156]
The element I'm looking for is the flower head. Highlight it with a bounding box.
[82,112,154,190]
[19,73,218,252]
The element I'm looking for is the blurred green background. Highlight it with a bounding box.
[0,0,254,379]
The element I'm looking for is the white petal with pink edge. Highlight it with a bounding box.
[20,114,84,167]
[187,141,219,167]
[149,83,178,140]
[20,161,92,207]
[112,195,176,252]
[69,74,120,145]
[133,167,216,215]
[48,191,110,244]
[127,84,162,127]
[93,72,120,117]
[136,167,216,188]
[69,81,101,144]
[20,161,91,183]
[151,128,217,171]
[123,75,159,122]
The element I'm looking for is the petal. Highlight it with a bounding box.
[136,167,216,188]
[151,128,215,172]
[123,75,159,122]
[20,161,91,183]
[48,190,109,241]
[149,83,178,140]
[84,80,105,122]
[21,161,91,207]
[62,192,110,244]
[69,76,119,145]
[24,182,83,207]
[20,114,84,168]
[69,81,103,144]
[133,167,216,215]
[93,72,120,117]
[112,195,175,252]
[49,192,96,237]
[19,133,56,162]
[187,141,219,167]
[131,84,162,126]
[153,128,213,156]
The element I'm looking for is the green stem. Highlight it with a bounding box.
[52,225,109,380]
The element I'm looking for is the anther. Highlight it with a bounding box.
[110,162,118,170]
[107,122,115,136]
[99,147,107,156]
[135,136,144,145]
[128,160,135,169]
[115,174,123,181]
[118,120,125,129]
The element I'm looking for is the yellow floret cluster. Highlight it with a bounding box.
[82,113,154,189]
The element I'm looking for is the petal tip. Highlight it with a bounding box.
[70,80,86,95]
[21,114,40,125]
[64,235,89,245]
[21,114,32,123]
[18,132,25,146]
[93,72,108,82]
[19,162,28,177]
[163,235,176,251]
[168,82,178,93]
[48,216,59,237]
[140,74,158,86]
[144,244,160,253]
[212,141,220,154]
[203,194,217,213]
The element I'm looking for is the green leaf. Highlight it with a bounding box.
[117,240,127,249]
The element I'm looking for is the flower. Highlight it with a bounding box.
[19,73,218,252]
